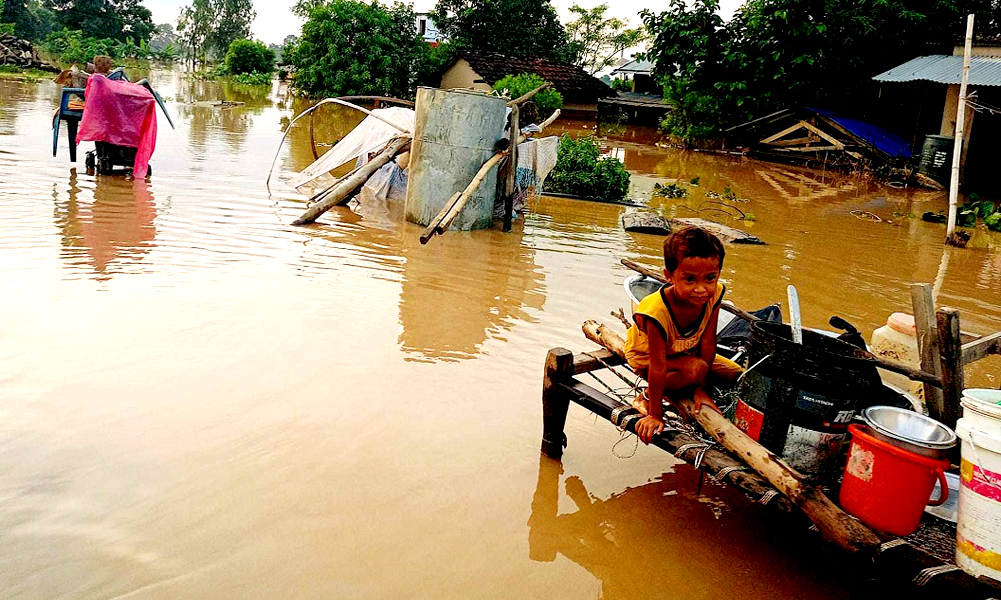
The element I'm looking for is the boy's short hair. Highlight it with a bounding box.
[663,226,725,272]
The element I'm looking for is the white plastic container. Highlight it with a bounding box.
[955,389,1001,582]
[870,313,924,411]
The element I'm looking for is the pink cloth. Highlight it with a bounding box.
[76,74,158,177]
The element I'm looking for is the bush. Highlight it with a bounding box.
[544,134,630,200]
[41,29,117,64]
[492,73,562,123]
[232,71,272,85]
[611,77,632,92]
[224,38,274,75]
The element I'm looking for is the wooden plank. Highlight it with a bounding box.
[759,121,808,145]
[936,308,964,429]
[778,145,843,153]
[572,349,623,374]
[768,136,813,147]
[799,120,845,149]
[911,284,945,421]
[961,331,1001,365]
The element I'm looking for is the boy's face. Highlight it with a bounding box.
[665,256,720,306]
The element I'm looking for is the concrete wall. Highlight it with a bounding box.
[440,60,492,93]
[952,45,1001,57]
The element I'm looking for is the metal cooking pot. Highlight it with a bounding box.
[862,406,956,460]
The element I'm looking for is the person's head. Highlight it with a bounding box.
[663,226,724,305]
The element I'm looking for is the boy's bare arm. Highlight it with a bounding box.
[696,305,721,386]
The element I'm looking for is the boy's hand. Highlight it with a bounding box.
[635,415,664,444]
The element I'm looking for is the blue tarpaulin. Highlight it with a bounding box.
[810,108,912,158]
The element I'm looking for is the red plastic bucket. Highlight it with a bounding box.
[840,424,950,536]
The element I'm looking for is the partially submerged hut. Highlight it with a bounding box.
[872,44,1001,190]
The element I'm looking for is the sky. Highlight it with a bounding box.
[145,0,745,45]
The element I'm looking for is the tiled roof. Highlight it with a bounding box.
[456,51,614,101]
[873,55,1001,86]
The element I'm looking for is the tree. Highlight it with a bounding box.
[2,0,57,40]
[209,0,253,57]
[225,37,273,74]
[149,22,175,50]
[290,0,426,98]
[431,0,569,60]
[44,0,152,42]
[176,0,214,67]
[564,4,646,74]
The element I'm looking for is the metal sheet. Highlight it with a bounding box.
[874,54,1001,87]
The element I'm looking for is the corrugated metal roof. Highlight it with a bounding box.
[874,55,1001,86]
[611,59,653,75]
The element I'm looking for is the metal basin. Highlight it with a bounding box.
[862,406,956,459]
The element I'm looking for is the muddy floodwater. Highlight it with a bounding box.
[2,67,1000,599]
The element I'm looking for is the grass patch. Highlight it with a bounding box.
[0,65,56,82]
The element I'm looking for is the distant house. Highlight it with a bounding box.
[415,13,442,45]
[610,58,659,95]
[439,51,614,117]
[873,44,1001,189]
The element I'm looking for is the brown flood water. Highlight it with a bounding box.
[1,67,999,599]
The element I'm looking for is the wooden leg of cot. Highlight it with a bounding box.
[542,348,573,458]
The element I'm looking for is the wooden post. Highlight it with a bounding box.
[912,283,945,419]
[946,14,974,243]
[503,106,519,233]
[581,320,881,554]
[937,307,964,429]
[542,348,574,458]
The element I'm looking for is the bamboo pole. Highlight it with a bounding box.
[419,192,462,244]
[580,320,881,554]
[946,14,974,243]
[292,136,410,225]
[911,283,946,421]
[419,109,561,244]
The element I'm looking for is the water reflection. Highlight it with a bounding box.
[528,455,856,600]
[397,222,545,362]
[53,171,156,279]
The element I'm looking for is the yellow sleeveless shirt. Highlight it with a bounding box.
[625,283,726,371]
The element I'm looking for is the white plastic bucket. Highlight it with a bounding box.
[955,388,1001,582]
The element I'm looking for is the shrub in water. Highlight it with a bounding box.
[545,134,630,201]
[225,38,274,76]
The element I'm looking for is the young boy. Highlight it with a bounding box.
[625,226,743,443]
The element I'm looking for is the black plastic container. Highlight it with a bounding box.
[735,321,877,477]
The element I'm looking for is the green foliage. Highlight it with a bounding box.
[45,0,153,42]
[41,28,116,62]
[291,0,425,99]
[641,0,1001,143]
[209,0,254,57]
[564,3,646,74]
[431,0,568,60]
[545,134,631,200]
[610,77,631,92]
[224,38,273,74]
[492,73,563,123]
[652,182,687,198]
[232,70,271,85]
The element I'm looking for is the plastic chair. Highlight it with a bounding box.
[52,87,85,162]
